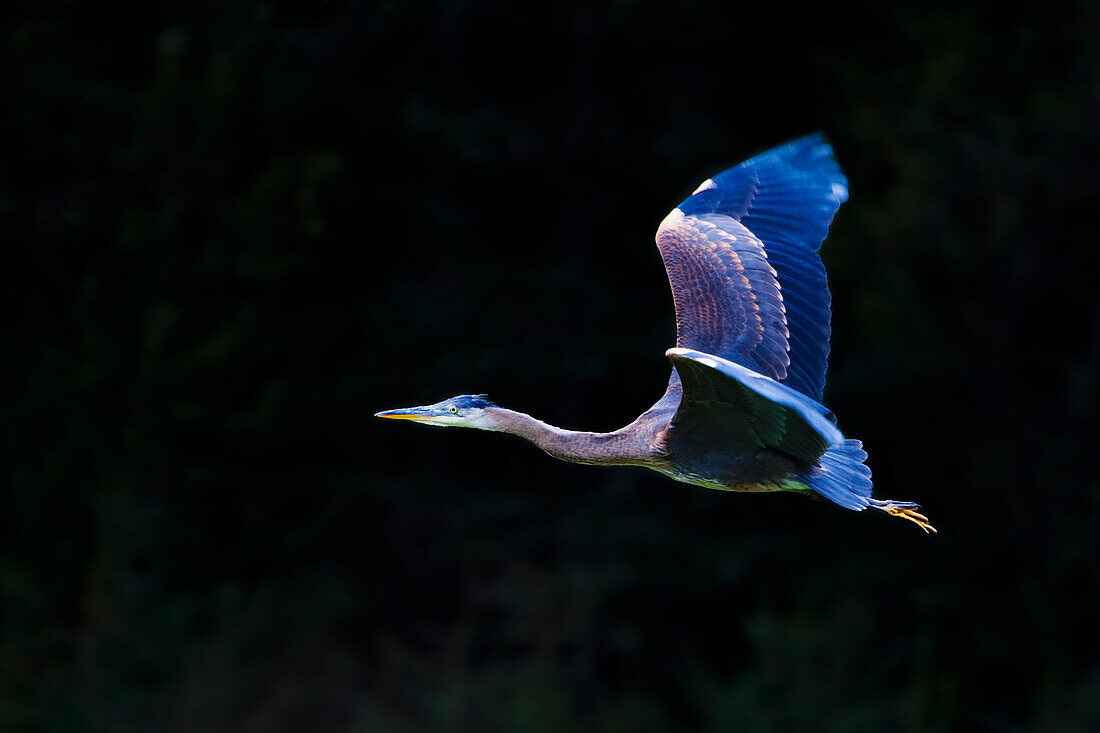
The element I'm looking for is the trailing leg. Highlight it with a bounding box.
[869,498,937,533]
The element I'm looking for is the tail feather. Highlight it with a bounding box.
[801,439,873,511]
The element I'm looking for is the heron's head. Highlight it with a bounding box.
[374,394,501,430]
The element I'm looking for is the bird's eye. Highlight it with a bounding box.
[449,406,458,414]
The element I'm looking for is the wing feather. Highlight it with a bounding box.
[656,211,790,382]
[664,135,847,400]
[665,348,837,466]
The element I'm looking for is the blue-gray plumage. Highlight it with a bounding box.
[376,136,935,532]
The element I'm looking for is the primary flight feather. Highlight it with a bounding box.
[377,135,934,533]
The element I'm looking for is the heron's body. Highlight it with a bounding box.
[378,136,935,532]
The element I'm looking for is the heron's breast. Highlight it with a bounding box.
[655,465,787,493]
[660,447,801,491]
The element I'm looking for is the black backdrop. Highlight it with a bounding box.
[4,2,1099,731]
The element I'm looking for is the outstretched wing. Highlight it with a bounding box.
[658,135,848,400]
[664,348,838,466]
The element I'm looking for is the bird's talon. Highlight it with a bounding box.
[879,503,937,533]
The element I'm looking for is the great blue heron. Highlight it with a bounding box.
[377,136,935,533]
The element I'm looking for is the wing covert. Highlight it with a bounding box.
[656,210,790,383]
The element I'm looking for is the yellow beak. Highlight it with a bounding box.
[375,408,433,421]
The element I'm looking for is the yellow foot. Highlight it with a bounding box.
[871,500,937,534]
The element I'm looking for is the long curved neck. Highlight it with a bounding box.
[486,407,657,466]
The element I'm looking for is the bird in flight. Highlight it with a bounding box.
[377,136,935,533]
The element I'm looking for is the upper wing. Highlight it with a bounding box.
[665,348,840,466]
[656,210,790,384]
[658,135,848,401]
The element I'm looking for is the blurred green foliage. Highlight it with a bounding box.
[2,1,1099,731]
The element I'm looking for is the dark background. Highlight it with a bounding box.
[3,1,1099,731]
